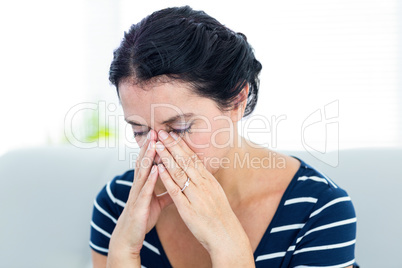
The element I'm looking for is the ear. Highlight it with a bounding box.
[229,83,249,123]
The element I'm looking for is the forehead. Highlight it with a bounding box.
[119,79,219,126]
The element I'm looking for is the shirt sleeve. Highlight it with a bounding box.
[89,170,133,255]
[289,187,357,267]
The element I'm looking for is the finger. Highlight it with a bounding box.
[157,164,189,208]
[134,165,158,209]
[158,130,208,182]
[168,130,207,175]
[158,129,193,155]
[155,140,189,188]
[131,139,156,198]
[135,129,156,171]
[158,130,194,170]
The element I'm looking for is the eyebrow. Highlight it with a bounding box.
[125,113,195,126]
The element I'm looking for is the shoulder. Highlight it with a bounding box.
[254,157,357,266]
[270,156,356,227]
[287,157,357,266]
[294,159,357,236]
[285,156,356,222]
[264,154,356,230]
[289,156,353,200]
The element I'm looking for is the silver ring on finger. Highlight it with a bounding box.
[181,177,190,192]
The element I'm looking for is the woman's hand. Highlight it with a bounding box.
[155,130,255,267]
[107,129,172,267]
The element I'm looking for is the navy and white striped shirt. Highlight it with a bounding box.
[90,156,358,267]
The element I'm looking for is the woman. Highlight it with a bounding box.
[90,6,357,268]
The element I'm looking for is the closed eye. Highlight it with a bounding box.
[133,122,193,138]
[133,131,148,138]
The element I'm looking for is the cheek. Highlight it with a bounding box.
[184,117,233,150]
[184,132,230,175]
[135,137,147,148]
[185,131,210,149]
[211,118,234,148]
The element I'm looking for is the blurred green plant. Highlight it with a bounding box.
[83,109,116,142]
[59,107,116,145]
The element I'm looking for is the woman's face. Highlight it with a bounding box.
[119,78,238,195]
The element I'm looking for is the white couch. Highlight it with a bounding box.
[0,145,401,267]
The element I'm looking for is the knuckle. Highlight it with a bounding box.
[134,170,143,182]
[173,168,187,179]
[190,153,199,161]
[139,157,153,170]
[199,181,209,192]
[193,158,203,169]
[164,139,177,148]
[177,156,191,171]
[135,156,141,170]
[191,154,204,167]
[169,187,181,197]
[135,169,146,181]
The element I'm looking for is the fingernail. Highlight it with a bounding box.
[159,130,169,140]
[158,164,165,172]
[151,165,156,173]
[156,142,164,151]
[170,131,179,140]
[147,130,152,140]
